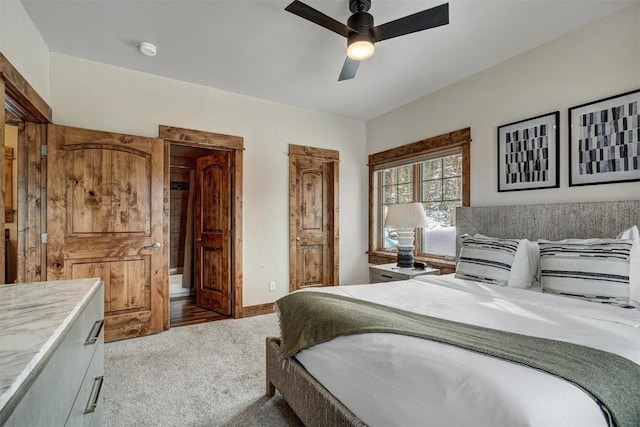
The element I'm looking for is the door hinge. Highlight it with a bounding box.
[41,145,48,156]
[41,233,48,244]
[228,166,234,174]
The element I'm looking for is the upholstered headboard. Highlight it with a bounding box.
[455,200,640,257]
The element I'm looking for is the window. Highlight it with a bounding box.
[380,165,415,249]
[369,129,470,263]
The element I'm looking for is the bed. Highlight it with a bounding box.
[266,200,640,427]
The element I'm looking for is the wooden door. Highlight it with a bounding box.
[289,145,339,291]
[47,124,165,342]
[194,151,232,315]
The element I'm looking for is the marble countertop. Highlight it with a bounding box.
[0,278,102,414]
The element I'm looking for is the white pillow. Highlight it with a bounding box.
[474,234,536,288]
[617,225,640,304]
[455,234,533,288]
[538,239,632,304]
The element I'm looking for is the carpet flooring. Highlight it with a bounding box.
[104,313,304,426]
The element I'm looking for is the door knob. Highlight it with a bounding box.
[296,237,305,241]
[143,242,163,250]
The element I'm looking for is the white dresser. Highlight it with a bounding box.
[0,278,104,426]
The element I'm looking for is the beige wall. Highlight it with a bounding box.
[367,4,640,206]
[0,0,50,101]
[49,53,369,306]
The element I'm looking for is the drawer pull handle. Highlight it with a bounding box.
[381,274,393,279]
[84,376,104,415]
[85,320,104,345]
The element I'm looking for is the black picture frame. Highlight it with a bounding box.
[569,89,640,187]
[497,111,560,192]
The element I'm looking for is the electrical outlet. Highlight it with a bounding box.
[269,281,276,292]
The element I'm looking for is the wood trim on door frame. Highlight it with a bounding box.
[288,144,339,291]
[16,123,48,283]
[160,125,244,322]
[0,53,52,123]
[1,52,53,284]
[0,79,4,284]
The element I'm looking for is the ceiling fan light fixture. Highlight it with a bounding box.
[347,34,375,61]
[285,0,450,80]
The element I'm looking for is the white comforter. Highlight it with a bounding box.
[295,274,640,427]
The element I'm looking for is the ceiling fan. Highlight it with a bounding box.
[285,0,449,81]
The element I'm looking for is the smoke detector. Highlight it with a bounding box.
[139,42,157,57]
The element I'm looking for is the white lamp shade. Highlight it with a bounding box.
[384,203,429,229]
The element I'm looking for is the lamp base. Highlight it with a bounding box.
[395,228,415,268]
[396,246,414,268]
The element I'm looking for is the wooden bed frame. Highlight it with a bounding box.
[266,200,640,426]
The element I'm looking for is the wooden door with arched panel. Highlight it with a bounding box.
[47,124,165,342]
[289,144,339,291]
[194,151,232,315]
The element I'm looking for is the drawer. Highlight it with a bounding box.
[369,270,405,283]
[74,291,105,382]
[66,338,104,427]
[59,286,104,420]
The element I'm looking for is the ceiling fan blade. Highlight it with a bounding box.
[338,57,359,81]
[373,3,449,43]
[285,0,351,38]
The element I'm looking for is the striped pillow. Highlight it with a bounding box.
[617,226,640,303]
[456,234,519,286]
[539,240,632,304]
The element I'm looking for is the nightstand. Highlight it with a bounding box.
[369,263,440,283]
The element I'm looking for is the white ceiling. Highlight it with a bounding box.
[20,0,637,121]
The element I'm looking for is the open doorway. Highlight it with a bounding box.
[3,124,18,283]
[2,54,52,286]
[168,143,236,327]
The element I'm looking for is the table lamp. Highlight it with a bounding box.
[383,202,429,268]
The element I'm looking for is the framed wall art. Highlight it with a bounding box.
[569,89,640,187]
[497,111,559,192]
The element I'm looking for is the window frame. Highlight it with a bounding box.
[368,128,471,270]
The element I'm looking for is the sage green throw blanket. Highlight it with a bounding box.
[276,291,640,427]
